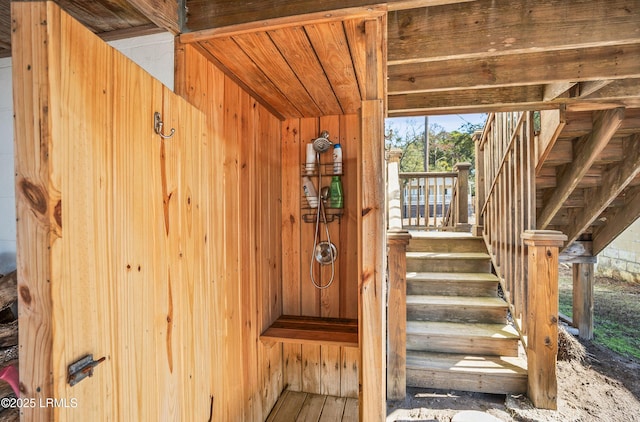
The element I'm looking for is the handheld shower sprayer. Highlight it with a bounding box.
[309,130,337,290]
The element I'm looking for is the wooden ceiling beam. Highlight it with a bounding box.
[538,108,625,230]
[125,0,181,34]
[561,133,640,246]
[388,43,640,94]
[387,85,640,116]
[388,0,640,64]
[183,0,471,32]
[593,185,640,255]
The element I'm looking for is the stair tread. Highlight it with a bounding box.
[407,252,490,260]
[407,321,519,339]
[406,295,508,308]
[409,232,480,240]
[407,272,498,282]
[406,351,527,375]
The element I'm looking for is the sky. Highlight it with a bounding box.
[385,113,487,134]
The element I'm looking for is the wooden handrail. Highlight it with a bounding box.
[398,165,470,231]
[478,111,565,409]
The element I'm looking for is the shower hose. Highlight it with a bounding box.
[310,152,336,290]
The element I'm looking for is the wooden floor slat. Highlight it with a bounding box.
[268,390,359,422]
[296,394,326,421]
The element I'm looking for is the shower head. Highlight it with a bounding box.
[312,130,332,153]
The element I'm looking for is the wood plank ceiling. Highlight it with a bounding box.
[180,16,373,119]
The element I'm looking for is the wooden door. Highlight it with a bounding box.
[12,2,209,420]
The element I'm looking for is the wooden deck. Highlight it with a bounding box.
[267,390,358,422]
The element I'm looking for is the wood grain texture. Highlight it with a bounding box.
[12,3,59,419]
[269,26,343,116]
[389,43,640,95]
[388,0,640,63]
[359,100,385,420]
[305,22,361,114]
[572,263,594,340]
[261,316,358,348]
[14,10,285,419]
[522,230,566,410]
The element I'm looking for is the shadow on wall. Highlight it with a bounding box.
[0,253,16,275]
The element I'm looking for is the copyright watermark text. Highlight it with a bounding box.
[1,397,78,409]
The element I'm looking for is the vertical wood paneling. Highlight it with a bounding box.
[282,118,303,393]
[54,5,115,420]
[178,44,284,421]
[280,115,360,399]
[319,115,342,398]
[340,114,360,320]
[11,4,57,419]
[14,6,283,420]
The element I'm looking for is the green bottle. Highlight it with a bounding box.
[329,176,343,208]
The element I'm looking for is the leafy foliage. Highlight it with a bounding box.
[385,117,484,173]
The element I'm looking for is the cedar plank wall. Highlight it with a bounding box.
[281,116,360,398]
[13,2,282,421]
[13,2,216,420]
[174,43,284,421]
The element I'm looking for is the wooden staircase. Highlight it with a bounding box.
[403,233,527,395]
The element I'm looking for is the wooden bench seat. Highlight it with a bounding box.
[260,315,358,348]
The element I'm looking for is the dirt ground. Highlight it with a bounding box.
[387,272,640,422]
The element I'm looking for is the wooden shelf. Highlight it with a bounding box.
[260,315,358,348]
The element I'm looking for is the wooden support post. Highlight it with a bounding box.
[454,162,471,232]
[360,15,386,422]
[386,231,410,401]
[473,131,485,236]
[572,262,594,340]
[522,230,567,410]
[387,149,403,231]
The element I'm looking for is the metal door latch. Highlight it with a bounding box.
[67,354,106,386]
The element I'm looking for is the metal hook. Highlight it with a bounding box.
[154,112,175,139]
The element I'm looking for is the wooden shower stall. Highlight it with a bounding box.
[12,1,386,420]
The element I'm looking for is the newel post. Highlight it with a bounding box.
[454,162,471,232]
[387,231,411,400]
[386,148,410,400]
[522,230,567,410]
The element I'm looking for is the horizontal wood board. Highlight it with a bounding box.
[261,315,358,347]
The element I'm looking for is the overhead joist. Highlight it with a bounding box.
[538,108,625,229]
[183,0,471,33]
[388,0,640,64]
[388,43,640,94]
[387,85,640,117]
[559,106,640,139]
[125,0,181,34]
[388,85,553,116]
[593,184,640,254]
[561,134,640,245]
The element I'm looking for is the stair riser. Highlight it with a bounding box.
[406,334,519,357]
[406,368,527,395]
[408,238,486,253]
[407,304,506,324]
[406,258,491,273]
[407,280,498,297]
